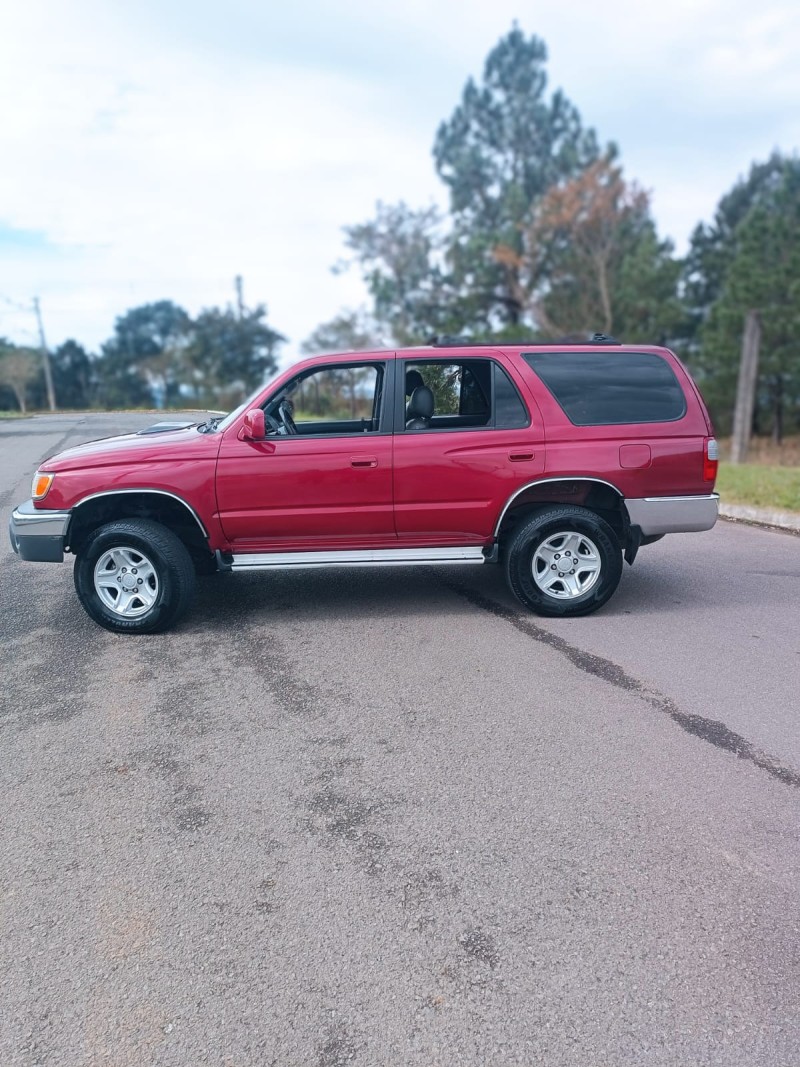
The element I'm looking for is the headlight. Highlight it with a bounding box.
[32,472,55,500]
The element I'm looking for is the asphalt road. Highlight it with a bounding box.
[2,413,800,1067]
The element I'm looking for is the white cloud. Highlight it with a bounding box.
[1,0,799,354]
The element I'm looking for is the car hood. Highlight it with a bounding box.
[42,424,219,471]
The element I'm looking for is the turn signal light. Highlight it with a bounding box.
[703,438,718,483]
[31,472,55,500]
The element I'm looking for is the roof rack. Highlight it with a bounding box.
[428,332,621,347]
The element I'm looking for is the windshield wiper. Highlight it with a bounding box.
[197,415,226,434]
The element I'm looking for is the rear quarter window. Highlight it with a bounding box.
[493,363,529,428]
[523,351,687,426]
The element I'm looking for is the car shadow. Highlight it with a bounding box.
[191,565,474,632]
[187,551,774,634]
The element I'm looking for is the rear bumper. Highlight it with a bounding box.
[625,494,719,537]
[8,501,71,562]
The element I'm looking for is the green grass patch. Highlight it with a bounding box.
[717,463,800,513]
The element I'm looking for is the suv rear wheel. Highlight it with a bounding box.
[505,506,623,617]
[74,519,196,634]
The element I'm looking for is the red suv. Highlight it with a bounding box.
[9,338,719,633]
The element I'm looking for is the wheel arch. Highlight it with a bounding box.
[66,489,213,571]
[494,477,627,547]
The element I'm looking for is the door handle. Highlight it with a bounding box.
[351,457,378,468]
[508,451,535,462]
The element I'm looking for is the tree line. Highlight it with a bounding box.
[0,299,284,413]
[1,26,798,438]
[326,28,800,440]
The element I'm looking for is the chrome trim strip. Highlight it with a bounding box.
[231,546,486,570]
[11,502,71,536]
[70,488,209,538]
[625,493,719,536]
[639,494,720,502]
[493,476,623,537]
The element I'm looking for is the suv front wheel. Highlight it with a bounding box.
[74,519,196,634]
[505,506,623,617]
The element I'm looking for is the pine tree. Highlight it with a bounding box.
[700,164,800,438]
[433,26,603,329]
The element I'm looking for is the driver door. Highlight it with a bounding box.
[215,359,396,550]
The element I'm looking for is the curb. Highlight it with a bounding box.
[719,504,800,537]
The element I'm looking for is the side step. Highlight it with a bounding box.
[230,546,487,571]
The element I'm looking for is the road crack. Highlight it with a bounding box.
[441,576,800,791]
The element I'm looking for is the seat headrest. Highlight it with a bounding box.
[406,385,434,421]
[405,369,425,396]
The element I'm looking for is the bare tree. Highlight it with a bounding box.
[0,347,41,413]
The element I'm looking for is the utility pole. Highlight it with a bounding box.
[235,275,244,320]
[730,309,760,465]
[33,296,57,412]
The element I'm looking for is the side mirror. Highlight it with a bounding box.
[241,408,265,441]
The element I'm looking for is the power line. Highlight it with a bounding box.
[0,293,33,314]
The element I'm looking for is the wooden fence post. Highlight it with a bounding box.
[730,309,760,465]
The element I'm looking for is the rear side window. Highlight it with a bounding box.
[523,351,686,425]
[402,359,529,431]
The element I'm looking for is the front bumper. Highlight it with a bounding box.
[8,501,71,562]
[625,493,719,537]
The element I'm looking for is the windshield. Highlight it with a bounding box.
[213,368,285,433]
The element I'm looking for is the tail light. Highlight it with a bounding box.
[703,438,718,482]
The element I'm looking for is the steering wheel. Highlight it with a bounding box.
[278,400,298,435]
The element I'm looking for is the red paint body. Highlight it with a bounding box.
[36,345,716,552]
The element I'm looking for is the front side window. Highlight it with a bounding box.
[266,363,384,436]
[523,351,687,426]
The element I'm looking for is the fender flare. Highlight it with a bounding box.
[67,488,209,542]
[493,477,625,538]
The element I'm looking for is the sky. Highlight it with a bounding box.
[1,0,799,361]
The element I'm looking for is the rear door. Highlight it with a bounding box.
[392,354,545,543]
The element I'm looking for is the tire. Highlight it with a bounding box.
[504,506,623,618]
[74,519,196,634]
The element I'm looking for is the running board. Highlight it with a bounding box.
[230,546,487,571]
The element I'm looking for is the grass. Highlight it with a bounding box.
[715,434,800,513]
[716,463,800,513]
[718,434,800,466]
